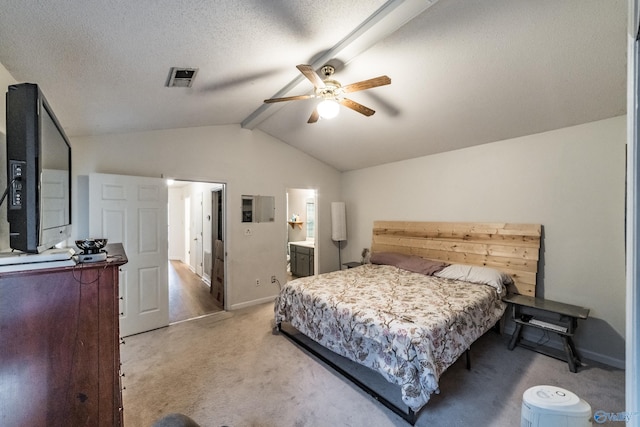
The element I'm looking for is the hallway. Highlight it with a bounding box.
[168,260,222,323]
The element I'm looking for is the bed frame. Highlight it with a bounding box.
[278,221,542,424]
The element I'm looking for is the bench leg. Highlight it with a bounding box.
[561,335,580,373]
[508,323,523,350]
[567,336,582,364]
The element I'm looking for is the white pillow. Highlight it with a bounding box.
[434,264,512,297]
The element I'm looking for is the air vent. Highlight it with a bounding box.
[166,67,198,88]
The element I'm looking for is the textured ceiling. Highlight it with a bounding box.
[0,0,627,171]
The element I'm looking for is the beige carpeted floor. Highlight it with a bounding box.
[121,302,625,427]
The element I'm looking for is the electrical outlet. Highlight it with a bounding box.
[271,275,276,283]
[256,279,260,286]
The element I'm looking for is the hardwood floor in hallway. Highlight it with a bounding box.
[169,260,223,323]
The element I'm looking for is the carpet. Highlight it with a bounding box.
[121,302,624,426]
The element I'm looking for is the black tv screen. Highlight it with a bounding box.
[6,83,72,253]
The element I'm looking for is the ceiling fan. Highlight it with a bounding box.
[263,64,391,123]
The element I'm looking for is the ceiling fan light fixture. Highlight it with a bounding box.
[262,64,390,124]
[317,99,340,119]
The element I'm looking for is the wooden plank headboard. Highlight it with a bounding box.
[371,221,542,297]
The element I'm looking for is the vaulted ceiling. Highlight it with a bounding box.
[0,0,627,171]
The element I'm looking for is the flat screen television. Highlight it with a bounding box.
[5,83,72,253]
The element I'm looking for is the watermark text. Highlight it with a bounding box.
[594,410,640,424]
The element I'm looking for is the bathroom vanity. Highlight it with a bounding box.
[289,241,314,277]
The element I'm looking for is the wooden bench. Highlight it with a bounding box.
[503,293,590,373]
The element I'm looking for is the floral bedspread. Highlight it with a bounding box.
[274,264,506,411]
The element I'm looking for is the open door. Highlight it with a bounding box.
[192,192,204,277]
[210,188,225,306]
[88,173,169,337]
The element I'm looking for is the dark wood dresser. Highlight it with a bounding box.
[0,243,127,426]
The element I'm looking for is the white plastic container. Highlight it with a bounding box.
[521,385,592,427]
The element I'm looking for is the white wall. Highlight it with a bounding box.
[168,186,185,261]
[0,63,17,251]
[341,116,627,367]
[71,125,342,310]
[0,62,16,135]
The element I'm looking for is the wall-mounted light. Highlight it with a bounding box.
[317,99,340,119]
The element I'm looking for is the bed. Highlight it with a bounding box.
[274,221,541,424]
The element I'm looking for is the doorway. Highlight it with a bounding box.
[286,188,317,282]
[168,180,226,323]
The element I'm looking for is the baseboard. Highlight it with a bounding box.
[577,347,625,370]
[503,323,625,370]
[229,295,277,311]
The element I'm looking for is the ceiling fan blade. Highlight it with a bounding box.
[307,108,319,124]
[296,64,325,89]
[342,76,391,94]
[264,94,315,103]
[340,98,375,116]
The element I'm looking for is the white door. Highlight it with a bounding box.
[41,169,70,229]
[184,196,191,265]
[89,173,168,336]
[196,192,204,277]
[202,190,213,284]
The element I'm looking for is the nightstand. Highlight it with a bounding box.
[342,262,362,269]
[503,293,589,373]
